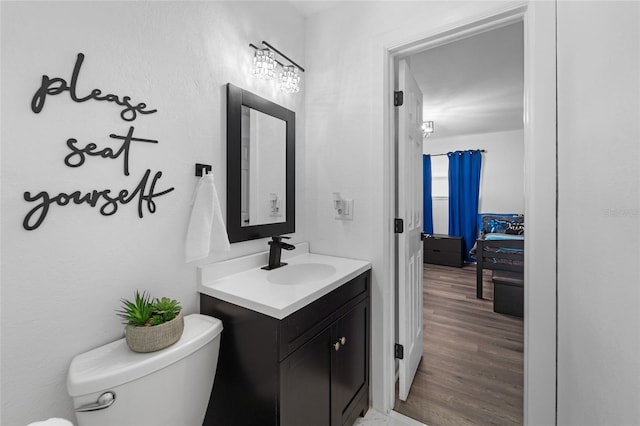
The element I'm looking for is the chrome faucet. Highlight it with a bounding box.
[262,236,296,270]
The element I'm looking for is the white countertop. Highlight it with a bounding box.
[198,248,371,319]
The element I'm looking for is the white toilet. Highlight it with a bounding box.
[67,314,223,426]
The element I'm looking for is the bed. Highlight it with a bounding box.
[474,215,524,299]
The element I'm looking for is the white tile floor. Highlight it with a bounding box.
[354,409,427,426]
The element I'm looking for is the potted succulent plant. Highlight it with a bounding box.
[117,291,184,353]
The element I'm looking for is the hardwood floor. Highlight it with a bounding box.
[394,263,524,426]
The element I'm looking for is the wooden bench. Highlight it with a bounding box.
[492,270,524,317]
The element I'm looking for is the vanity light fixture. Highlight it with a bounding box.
[422,121,434,138]
[249,41,305,93]
[251,48,276,80]
[279,66,300,93]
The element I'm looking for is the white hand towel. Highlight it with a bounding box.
[27,419,74,426]
[185,174,230,262]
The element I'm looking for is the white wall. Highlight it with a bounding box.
[0,2,306,424]
[425,129,525,233]
[557,1,640,425]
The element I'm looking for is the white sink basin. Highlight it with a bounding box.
[198,247,371,319]
[267,263,337,285]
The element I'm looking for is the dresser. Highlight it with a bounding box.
[423,234,464,267]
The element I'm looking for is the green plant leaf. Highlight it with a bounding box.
[116,290,153,326]
[151,297,181,323]
[117,292,182,327]
[150,315,164,326]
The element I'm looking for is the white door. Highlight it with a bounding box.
[397,59,424,401]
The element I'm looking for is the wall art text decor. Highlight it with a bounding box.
[64,126,158,176]
[23,52,174,231]
[31,53,157,122]
[23,169,174,231]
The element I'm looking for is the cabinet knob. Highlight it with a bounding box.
[333,336,347,351]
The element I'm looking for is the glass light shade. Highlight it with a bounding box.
[279,66,300,93]
[252,48,276,80]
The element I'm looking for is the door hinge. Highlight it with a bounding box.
[395,343,404,359]
[394,91,404,106]
[394,218,404,234]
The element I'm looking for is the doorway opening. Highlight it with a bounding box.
[385,3,557,424]
[395,21,525,425]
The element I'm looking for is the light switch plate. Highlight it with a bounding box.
[335,199,354,220]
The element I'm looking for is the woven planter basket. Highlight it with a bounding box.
[125,311,184,353]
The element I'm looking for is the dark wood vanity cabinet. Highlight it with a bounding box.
[201,269,371,426]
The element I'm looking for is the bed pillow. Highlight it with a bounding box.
[481,215,524,234]
[477,213,520,235]
[505,221,525,235]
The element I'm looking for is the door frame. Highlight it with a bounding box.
[381,2,558,424]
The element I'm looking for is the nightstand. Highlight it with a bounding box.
[423,234,464,267]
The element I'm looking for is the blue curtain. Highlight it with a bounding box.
[448,150,482,262]
[423,155,434,234]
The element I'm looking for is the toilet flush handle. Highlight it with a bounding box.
[75,391,116,412]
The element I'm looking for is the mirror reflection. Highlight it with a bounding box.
[241,106,287,227]
[226,83,295,243]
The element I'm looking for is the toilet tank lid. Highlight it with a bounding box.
[67,314,223,397]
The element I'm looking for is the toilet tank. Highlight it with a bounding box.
[67,314,222,426]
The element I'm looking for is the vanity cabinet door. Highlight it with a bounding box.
[280,327,332,426]
[331,300,369,426]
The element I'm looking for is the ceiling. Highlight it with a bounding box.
[410,22,524,139]
[288,1,343,17]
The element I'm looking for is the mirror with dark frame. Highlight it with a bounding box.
[226,83,295,243]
